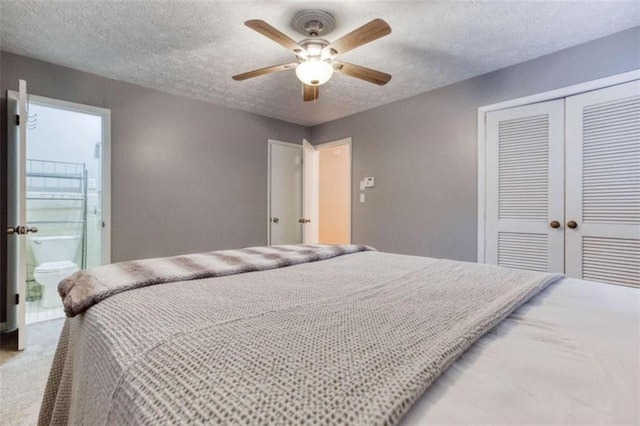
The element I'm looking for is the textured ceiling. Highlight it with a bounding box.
[1,1,639,126]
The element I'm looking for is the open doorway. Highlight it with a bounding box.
[317,139,351,244]
[24,96,110,323]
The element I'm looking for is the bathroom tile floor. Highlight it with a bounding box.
[26,301,65,324]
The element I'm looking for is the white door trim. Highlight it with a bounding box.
[8,92,112,265]
[477,69,640,263]
[267,139,302,245]
[315,137,353,244]
[302,139,319,244]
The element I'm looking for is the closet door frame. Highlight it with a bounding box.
[477,70,640,263]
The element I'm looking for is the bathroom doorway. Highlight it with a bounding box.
[23,96,111,324]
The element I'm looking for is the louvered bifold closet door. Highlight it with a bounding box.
[485,100,565,272]
[565,80,640,287]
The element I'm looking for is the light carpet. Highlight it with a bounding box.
[0,319,64,426]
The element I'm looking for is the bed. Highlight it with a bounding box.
[39,244,639,425]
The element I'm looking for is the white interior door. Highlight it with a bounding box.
[565,80,640,286]
[303,140,319,243]
[485,99,565,272]
[6,80,31,350]
[268,140,302,245]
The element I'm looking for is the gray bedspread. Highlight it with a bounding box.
[40,247,562,425]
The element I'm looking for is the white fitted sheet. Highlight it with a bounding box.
[403,278,640,425]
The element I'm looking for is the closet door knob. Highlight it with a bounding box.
[567,220,578,229]
[550,221,561,229]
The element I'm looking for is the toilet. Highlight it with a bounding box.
[30,235,81,308]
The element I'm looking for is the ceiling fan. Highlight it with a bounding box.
[232,10,392,102]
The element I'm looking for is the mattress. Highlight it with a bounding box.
[405,277,640,425]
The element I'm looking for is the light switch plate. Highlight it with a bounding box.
[360,193,365,203]
[364,177,375,188]
[360,180,366,191]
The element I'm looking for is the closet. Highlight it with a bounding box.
[484,80,639,287]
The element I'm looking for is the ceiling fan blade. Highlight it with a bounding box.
[328,19,391,55]
[245,20,305,54]
[232,63,298,81]
[303,84,319,102]
[333,61,391,86]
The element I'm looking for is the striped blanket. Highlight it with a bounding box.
[59,244,373,317]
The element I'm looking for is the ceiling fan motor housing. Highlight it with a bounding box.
[297,39,332,59]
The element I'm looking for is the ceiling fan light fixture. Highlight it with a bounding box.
[295,59,333,86]
[233,16,392,100]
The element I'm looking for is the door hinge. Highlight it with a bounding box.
[15,114,20,126]
[15,294,19,305]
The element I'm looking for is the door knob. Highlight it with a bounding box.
[567,220,578,229]
[6,226,38,235]
[272,217,279,223]
[550,221,561,229]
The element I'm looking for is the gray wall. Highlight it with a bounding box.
[311,26,640,260]
[1,26,639,322]
[0,51,309,321]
